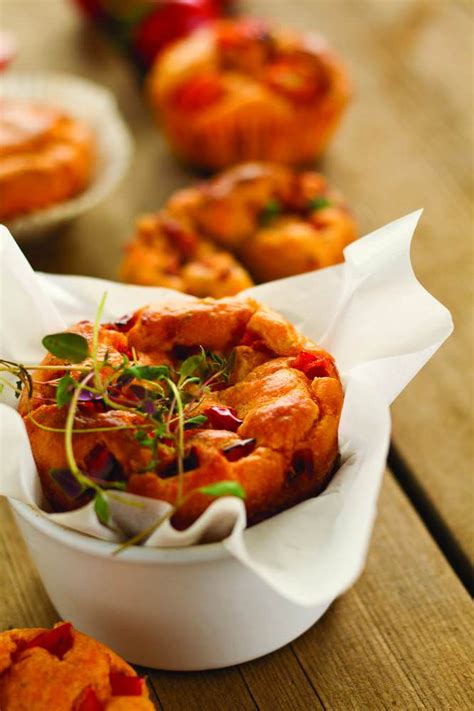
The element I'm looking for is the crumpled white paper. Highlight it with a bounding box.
[0,212,453,605]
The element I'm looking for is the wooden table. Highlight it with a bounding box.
[1,1,473,708]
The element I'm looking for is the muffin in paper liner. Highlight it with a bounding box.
[0,72,133,242]
[148,19,350,169]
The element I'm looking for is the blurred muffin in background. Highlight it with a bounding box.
[0,622,154,710]
[0,99,95,221]
[120,162,356,292]
[148,17,350,169]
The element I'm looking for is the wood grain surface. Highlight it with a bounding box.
[2,472,473,709]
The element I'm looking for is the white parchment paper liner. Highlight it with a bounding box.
[0,212,453,605]
[0,72,133,241]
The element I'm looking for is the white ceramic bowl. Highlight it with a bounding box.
[11,499,331,671]
[1,72,133,242]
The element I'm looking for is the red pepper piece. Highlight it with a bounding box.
[205,406,242,432]
[172,72,224,112]
[222,438,256,461]
[240,330,268,351]
[292,351,333,379]
[110,673,144,697]
[25,622,74,659]
[74,687,104,711]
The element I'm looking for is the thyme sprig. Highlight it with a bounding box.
[1,294,245,549]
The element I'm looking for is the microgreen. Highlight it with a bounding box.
[124,364,170,381]
[55,374,75,408]
[259,198,282,226]
[198,481,246,499]
[94,491,110,526]
[308,196,332,212]
[42,333,90,363]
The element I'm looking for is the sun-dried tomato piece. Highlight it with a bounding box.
[222,438,256,461]
[109,673,144,696]
[292,351,332,379]
[25,622,74,659]
[84,445,124,481]
[205,406,242,432]
[172,72,224,112]
[109,312,138,333]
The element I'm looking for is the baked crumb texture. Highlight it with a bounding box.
[0,623,153,711]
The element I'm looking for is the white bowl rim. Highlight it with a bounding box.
[10,499,232,566]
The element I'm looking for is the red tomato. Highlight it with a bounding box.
[71,0,105,21]
[133,0,219,68]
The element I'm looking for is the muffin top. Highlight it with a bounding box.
[18,297,343,534]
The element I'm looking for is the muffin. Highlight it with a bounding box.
[120,162,356,289]
[19,297,343,530]
[0,99,95,221]
[148,17,350,169]
[0,622,153,710]
[120,211,253,298]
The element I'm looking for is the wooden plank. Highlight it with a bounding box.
[147,668,257,711]
[291,474,474,710]
[0,498,57,631]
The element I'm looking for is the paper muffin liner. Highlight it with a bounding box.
[0,213,453,605]
[1,72,133,242]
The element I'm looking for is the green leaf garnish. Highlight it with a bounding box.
[124,364,169,381]
[259,198,281,226]
[42,332,90,363]
[94,491,110,525]
[308,196,332,212]
[56,374,75,408]
[178,349,206,383]
[198,481,246,499]
[185,415,207,426]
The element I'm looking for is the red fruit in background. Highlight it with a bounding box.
[72,0,105,21]
[133,0,219,69]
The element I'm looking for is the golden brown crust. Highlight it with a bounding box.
[120,162,356,292]
[119,212,253,298]
[0,100,95,221]
[0,624,153,711]
[148,19,350,169]
[22,298,343,529]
